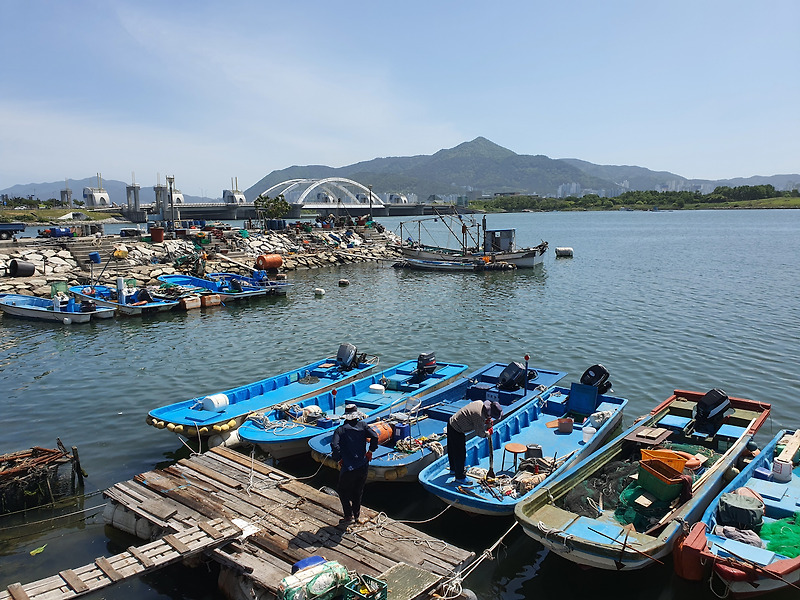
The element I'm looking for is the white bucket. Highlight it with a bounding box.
[368,384,386,394]
[582,425,597,443]
[772,457,793,483]
[202,393,229,412]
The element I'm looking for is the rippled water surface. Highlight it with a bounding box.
[1,209,798,599]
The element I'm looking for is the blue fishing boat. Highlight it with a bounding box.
[309,360,568,483]
[69,284,179,315]
[515,389,771,570]
[146,344,379,442]
[206,272,291,296]
[237,353,469,459]
[675,429,800,597]
[419,367,627,516]
[0,293,115,324]
[156,273,266,301]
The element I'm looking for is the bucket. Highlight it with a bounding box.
[582,425,597,443]
[202,393,229,412]
[393,422,411,442]
[150,227,164,243]
[88,251,102,264]
[369,421,393,445]
[8,260,35,277]
[772,457,793,483]
[557,417,574,434]
[526,444,543,459]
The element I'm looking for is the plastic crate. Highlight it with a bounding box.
[638,459,683,502]
[344,574,388,600]
[640,449,688,472]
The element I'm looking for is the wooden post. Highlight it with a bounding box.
[71,447,85,487]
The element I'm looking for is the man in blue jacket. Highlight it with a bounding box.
[331,404,379,526]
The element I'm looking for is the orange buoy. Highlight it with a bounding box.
[674,450,702,470]
[369,421,393,445]
[256,254,283,270]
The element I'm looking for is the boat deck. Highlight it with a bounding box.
[3,447,475,600]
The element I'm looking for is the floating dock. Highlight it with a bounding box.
[3,446,475,600]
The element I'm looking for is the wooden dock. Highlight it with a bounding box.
[4,446,475,600]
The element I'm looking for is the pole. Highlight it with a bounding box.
[524,354,530,394]
[167,175,175,233]
[368,184,373,221]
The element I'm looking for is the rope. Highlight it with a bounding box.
[0,503,105,532]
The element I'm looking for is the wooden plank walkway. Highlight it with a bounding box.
[4,446,475,600]
[1,517,241,600]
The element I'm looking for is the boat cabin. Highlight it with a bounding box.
[484,228,516,252]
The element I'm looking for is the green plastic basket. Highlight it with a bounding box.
[344,575,388,600]
[638,460,683,502]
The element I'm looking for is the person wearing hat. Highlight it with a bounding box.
[331,404,379,526]
[447,399,503,484]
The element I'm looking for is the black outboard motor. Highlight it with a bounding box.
[580,364,612,395]
[695,388,731,433]
[498,361,527,391]
[336,343,358,371]
[415,352,437,379]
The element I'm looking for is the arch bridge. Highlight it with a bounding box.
[257,178,403,217]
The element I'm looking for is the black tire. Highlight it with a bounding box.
[0,232,11,240]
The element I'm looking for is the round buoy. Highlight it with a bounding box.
[62,317,72,325]
[555,247,574,258]
[338,279,350,286]
[314,288,325,296]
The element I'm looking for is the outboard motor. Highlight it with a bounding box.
[498,361,527,391]
[580,364,612,395]
[417,352,436,376]
[694,388,731,433]
[336,343,358,371]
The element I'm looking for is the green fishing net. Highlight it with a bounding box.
[760,512,800,558]
[561,461,639,518]
[614,484,673,532]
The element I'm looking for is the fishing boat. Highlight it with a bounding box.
[157,273,266,301]
[309,360,568,483]
[418,367,627,516]
[237,353,469,459]
[395,258,480,272]
[0,293,115,323]
[206,272,291,295]
[674,429,800,597]
[514,388,771,570]
[69,284,179,315]
[399,213,548,268]
[146,344,379,443]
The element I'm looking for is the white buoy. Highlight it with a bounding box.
[555,247,574,258]
[62,317,72,325]
[314,287,325,296]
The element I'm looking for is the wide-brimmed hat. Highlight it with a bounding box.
[343,403,366,421]
[483,400,503,420]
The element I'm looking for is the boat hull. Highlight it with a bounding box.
[0,293,114,323]
[514,390,771,570]
[69,286,179,315]
[401,245,546,268]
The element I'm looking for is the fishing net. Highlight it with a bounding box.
[760,512,800,558]
[614,484,674,531]
[560,461,640,518]
[660,442,722,475]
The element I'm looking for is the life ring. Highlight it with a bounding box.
[675,450,702,470]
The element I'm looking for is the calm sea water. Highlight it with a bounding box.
[1,209,798,599]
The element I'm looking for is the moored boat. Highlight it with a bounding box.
[674,429,800,597]
[237,353,469,459]
[514,388,771,570]
[146,344,379,443]
[206,271,291,295]
[69,284,179,315]
[0,293,115,323]
[395,258,480,272]
[309,360,568,483]
[157,273,266,301]
[418,366,627,516]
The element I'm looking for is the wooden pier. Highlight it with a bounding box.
[3,446,475,600]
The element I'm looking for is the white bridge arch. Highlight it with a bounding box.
[257,178,386,209]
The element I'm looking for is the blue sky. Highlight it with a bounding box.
[1,0,797,197]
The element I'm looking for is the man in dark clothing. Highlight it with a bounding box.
[331,404,379,526]
[447,400,503,484]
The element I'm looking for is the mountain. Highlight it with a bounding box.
[3,139,797,203]
[0,177,214,205]
[246,137,615,200]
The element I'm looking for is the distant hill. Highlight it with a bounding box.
[3,138,798,203]
[0,177,213,205]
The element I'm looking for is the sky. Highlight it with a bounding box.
[1,0,798,197]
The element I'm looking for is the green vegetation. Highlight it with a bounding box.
[254,193,290,224]
[471,185,800,212]
[0,195,120,223]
